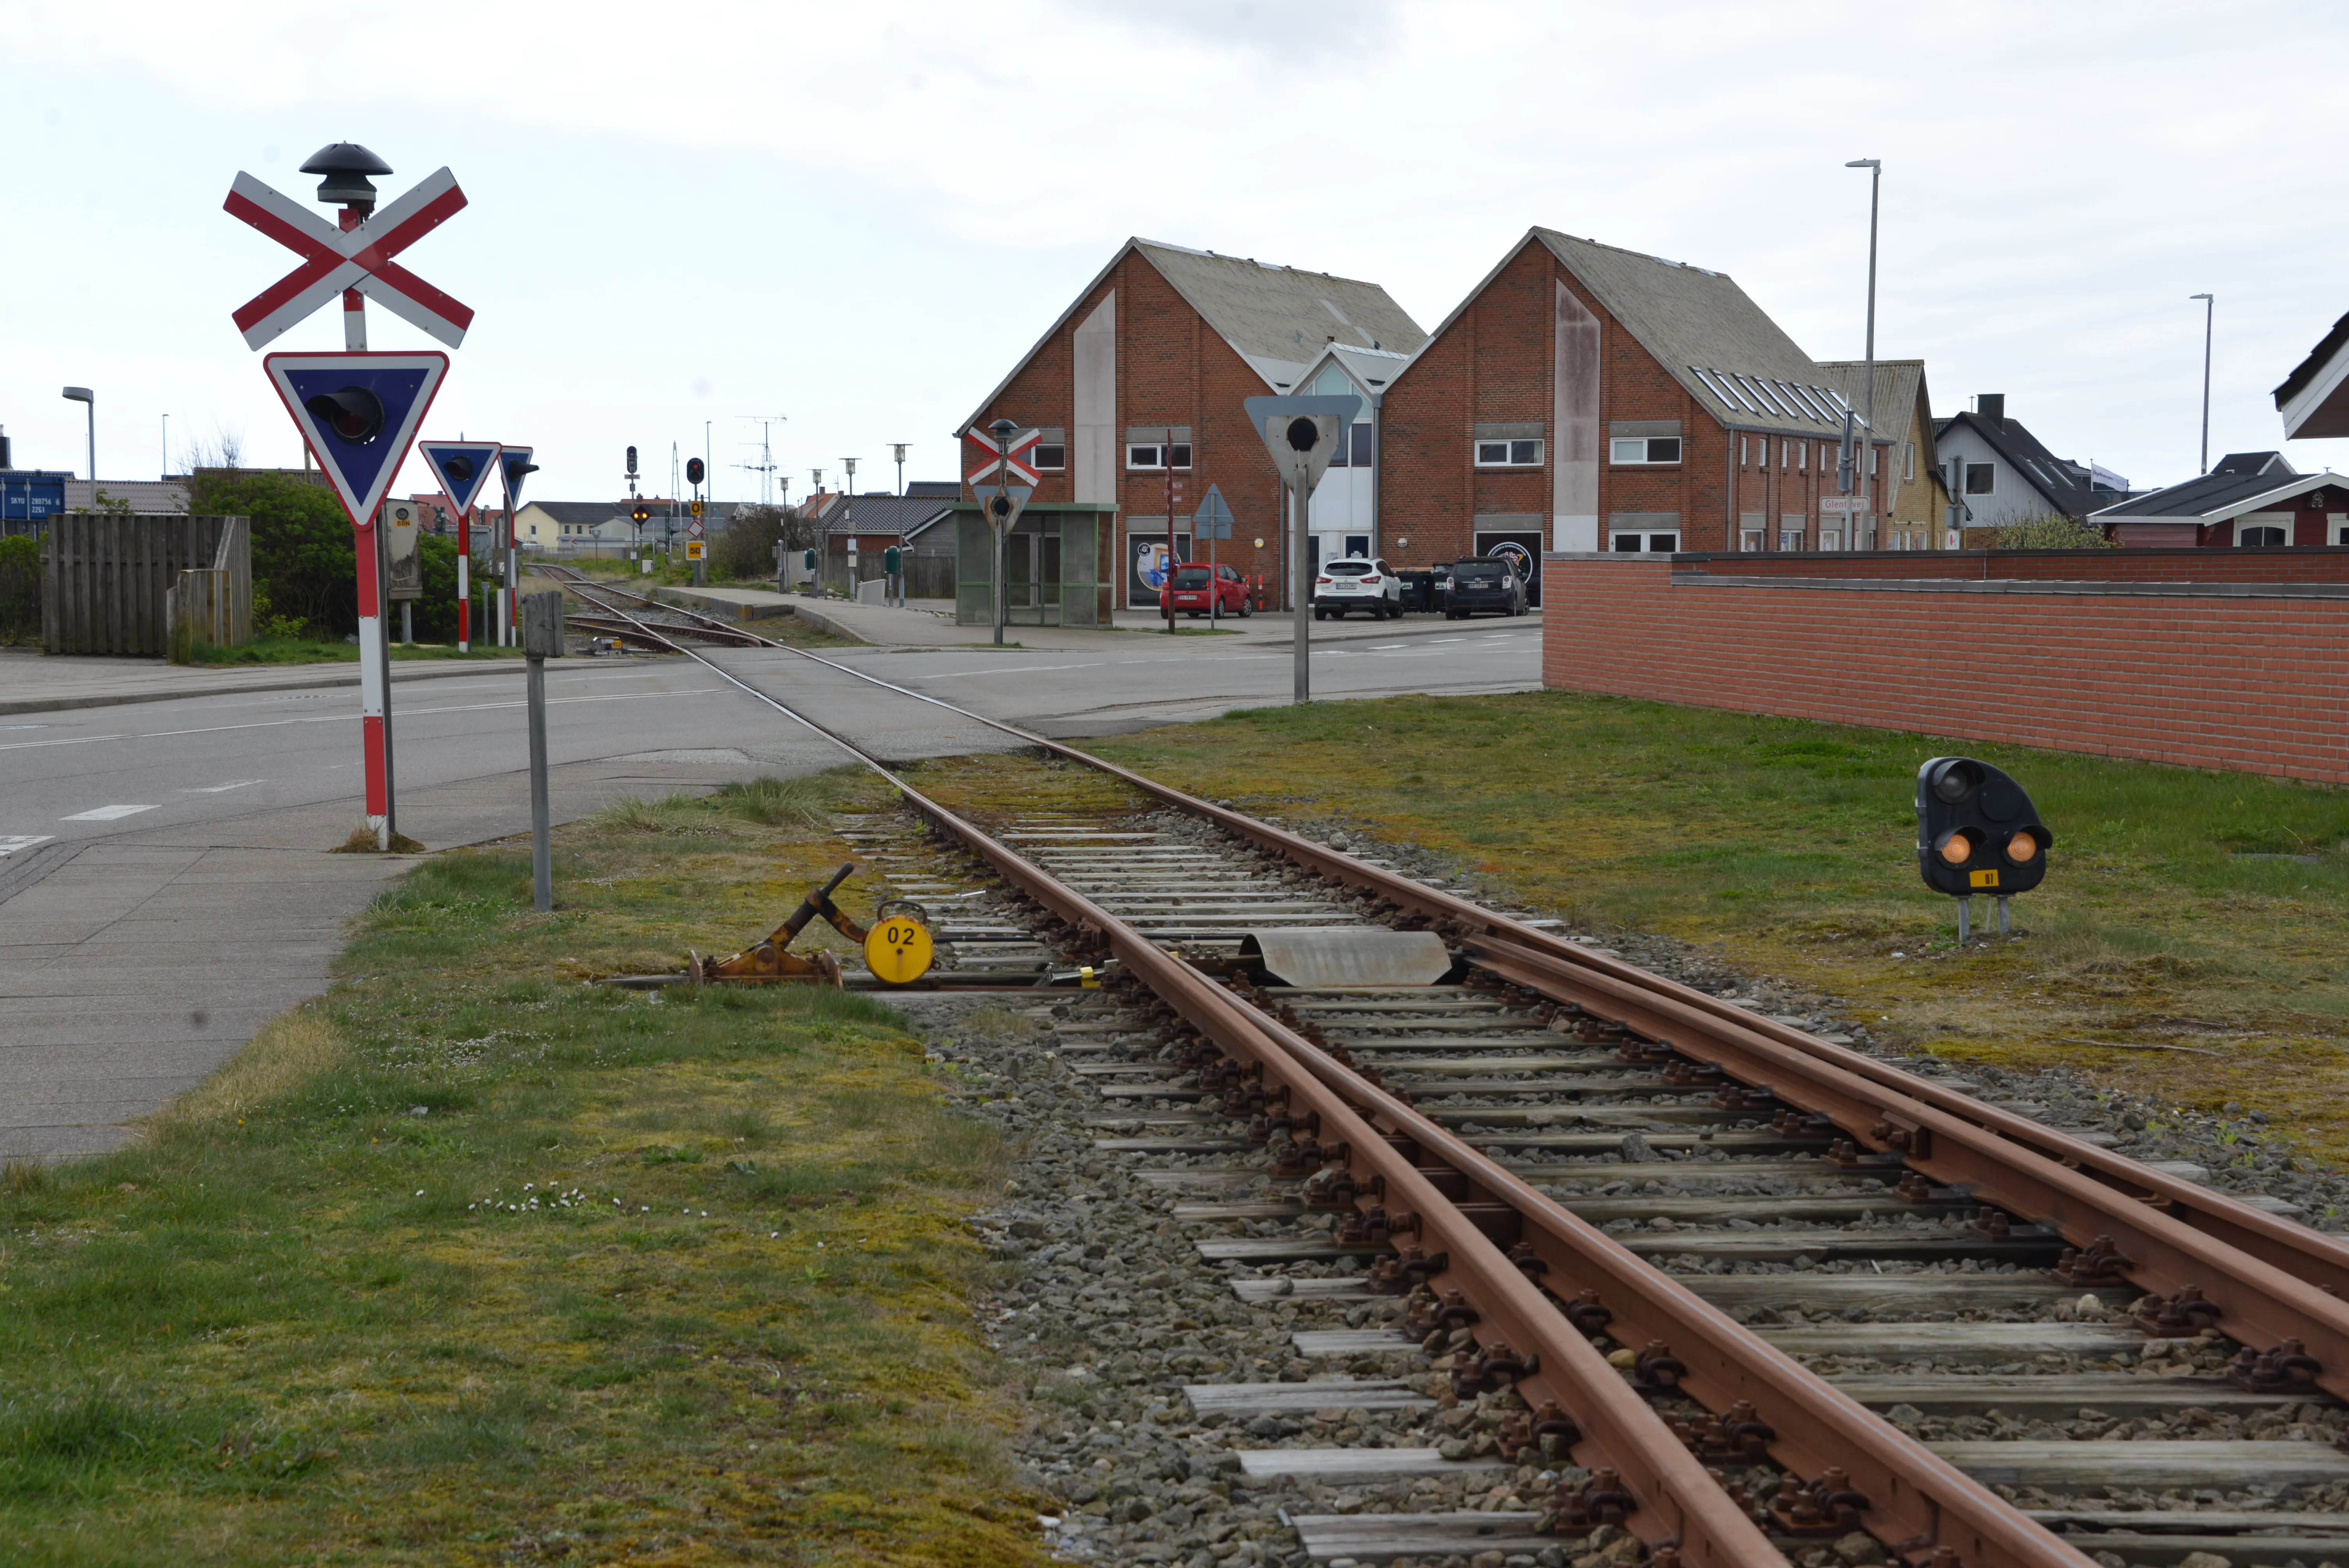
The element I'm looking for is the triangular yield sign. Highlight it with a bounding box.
[971,483,1032,533]
[262,351,449,529]
[500,446,536,509]
[418,440,503,516]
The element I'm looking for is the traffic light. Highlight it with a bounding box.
[303,387,383,445]
[1917,756,2052,901]
[686,457,706,487]
[626,445,639,478]
[631,502,651,525]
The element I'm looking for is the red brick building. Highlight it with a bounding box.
[957,239,1427,608]
[1379,229,1891,570]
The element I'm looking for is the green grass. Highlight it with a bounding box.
[1084,690,2349,1155]
[0,770,1048,1565]
[187,637,525,665]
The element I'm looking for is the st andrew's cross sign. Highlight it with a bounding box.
[964,424,1042,486]
[224,166,474,349]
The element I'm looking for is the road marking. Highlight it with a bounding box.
[0,724,50,731]
[0,834,55,856]
[0,688,724,755]
[61,804,157,821]
[1429,638,1464,644]
[922,662,1109,679]
[182,780,265,793]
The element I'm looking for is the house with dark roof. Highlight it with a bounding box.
[957,238,1428,608]
[1814,360,1952,551]
[809,482,959,595]
[2275,310,2349,440]
[514,499,731,554]
[1932,394,2128,528]
[1377,228,1889,565]
[2092,456,2349,548]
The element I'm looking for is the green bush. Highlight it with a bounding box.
[0,535,37,646]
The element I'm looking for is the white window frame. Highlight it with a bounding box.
[1608,529,1681,553]
[1609,436,1682,465]
[1474,438,1544,467]
[1032,443,1067,471]
[2233,514,2293,547]
[1963,462,1996,496]
[2338,522,2349,546]
[1779,526,1805,551]
[1126,442,1192,470]
[1904,442,1916,480]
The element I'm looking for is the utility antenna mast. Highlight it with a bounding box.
[736,413,788,504]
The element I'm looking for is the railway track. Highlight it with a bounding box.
[539,565,2349,1568]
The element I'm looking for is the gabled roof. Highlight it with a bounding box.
[2212,450,2292,477]
[1934,408,2104,518]
[955,238,1427,433]
[814,491,955,538]
[2091,469,2349,524]
[1814,360,1928,438]
[2274,307,2349,439]
[1423,229,1858,440]
[1289,341,1415,408]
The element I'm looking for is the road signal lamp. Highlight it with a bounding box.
[631,502,651,525]
[303,386,385,445]
[1917,756,2051,936]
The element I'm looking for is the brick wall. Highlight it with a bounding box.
[1542,556,2349,786]
[1673,547,2349,583]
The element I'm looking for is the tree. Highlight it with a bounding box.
[711,503,805,581]
[1994,513,2117,550]
[189,469,357,636]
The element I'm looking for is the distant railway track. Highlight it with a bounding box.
[538,563,2349,1568]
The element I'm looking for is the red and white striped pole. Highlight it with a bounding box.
[339,199,396,850]
[456,501,471,652]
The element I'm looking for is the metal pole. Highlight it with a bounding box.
[86,401,95,486]
[1164,453,1176,634]
[2192,293,2215,474]
[1292,472,1311,703]
[373,509,398,849]
[456,504,471,652]
[528,652,551,911]
[1846,158,1881,550]
[993,513,1007,646]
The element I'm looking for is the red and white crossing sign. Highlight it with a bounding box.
[224,167,474,349]
[965,424,1043,486]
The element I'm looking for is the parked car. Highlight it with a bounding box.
[1442,557,1527,618]
[1158,562,1252,618]
[1313,558,1404,620]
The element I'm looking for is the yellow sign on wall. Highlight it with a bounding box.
[685,541,706,560]
[863,916,935,985]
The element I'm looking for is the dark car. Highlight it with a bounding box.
[1442,558,1527,618]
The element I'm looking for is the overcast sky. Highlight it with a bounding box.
[7,0,2346,511]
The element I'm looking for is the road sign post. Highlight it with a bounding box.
[521,590,566,912]
[227,145,474,850]
[686,458,707,586]
[1243,395,1360,703]
[420,440,500,653]
[1194,484,1235,627]
[967,420,1041,645]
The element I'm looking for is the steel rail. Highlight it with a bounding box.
[537,570,1792,1565]
[545,568,2349,1352]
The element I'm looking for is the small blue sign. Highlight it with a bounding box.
[263,351,448,528]
[418,440,503,516]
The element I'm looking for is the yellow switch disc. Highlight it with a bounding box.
[864,916,935,986]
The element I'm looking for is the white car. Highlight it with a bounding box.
[1313,558,1404,620]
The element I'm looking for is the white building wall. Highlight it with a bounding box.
[1934,425,2064,529]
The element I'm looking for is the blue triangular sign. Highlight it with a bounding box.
[500,446,536,510]
[418,440,503,517]
[263,351,449,529]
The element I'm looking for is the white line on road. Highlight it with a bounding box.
[0,834,56,855]
[181,780,265,793]
[920,662,1109,679]
[61,804,158,821]
[0,687,727,756]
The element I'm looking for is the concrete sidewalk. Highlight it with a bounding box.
[645,583,1539,652]
[0,647,528,717]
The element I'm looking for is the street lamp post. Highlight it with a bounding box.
[1845,158,1881,550]
[841,458,858,598]
[61,387,94,483]
[2190,293,2215,475]
[891,443,909,497]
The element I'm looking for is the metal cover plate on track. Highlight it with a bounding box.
[1237,927,1452,988]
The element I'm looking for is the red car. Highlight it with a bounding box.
[1158,563,1253,618]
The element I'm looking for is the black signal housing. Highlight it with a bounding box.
[1916,756,2052,898]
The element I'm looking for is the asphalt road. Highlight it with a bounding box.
[0,622,1540,853]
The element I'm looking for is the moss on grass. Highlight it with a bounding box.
[0,768,1050,1565]
[1086,691,2349,1159]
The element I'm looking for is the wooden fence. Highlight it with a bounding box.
[42,513,251,656]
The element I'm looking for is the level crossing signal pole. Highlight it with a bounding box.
[1243,395,1358,704]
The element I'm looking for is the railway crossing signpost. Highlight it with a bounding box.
[1194,484,1235,627]
[498,447,536,645]
[226,143,475,850]
[968,420,1039,647]
[1242,394,1360,702]
[263,351,449,849]
[419,440,501,652]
